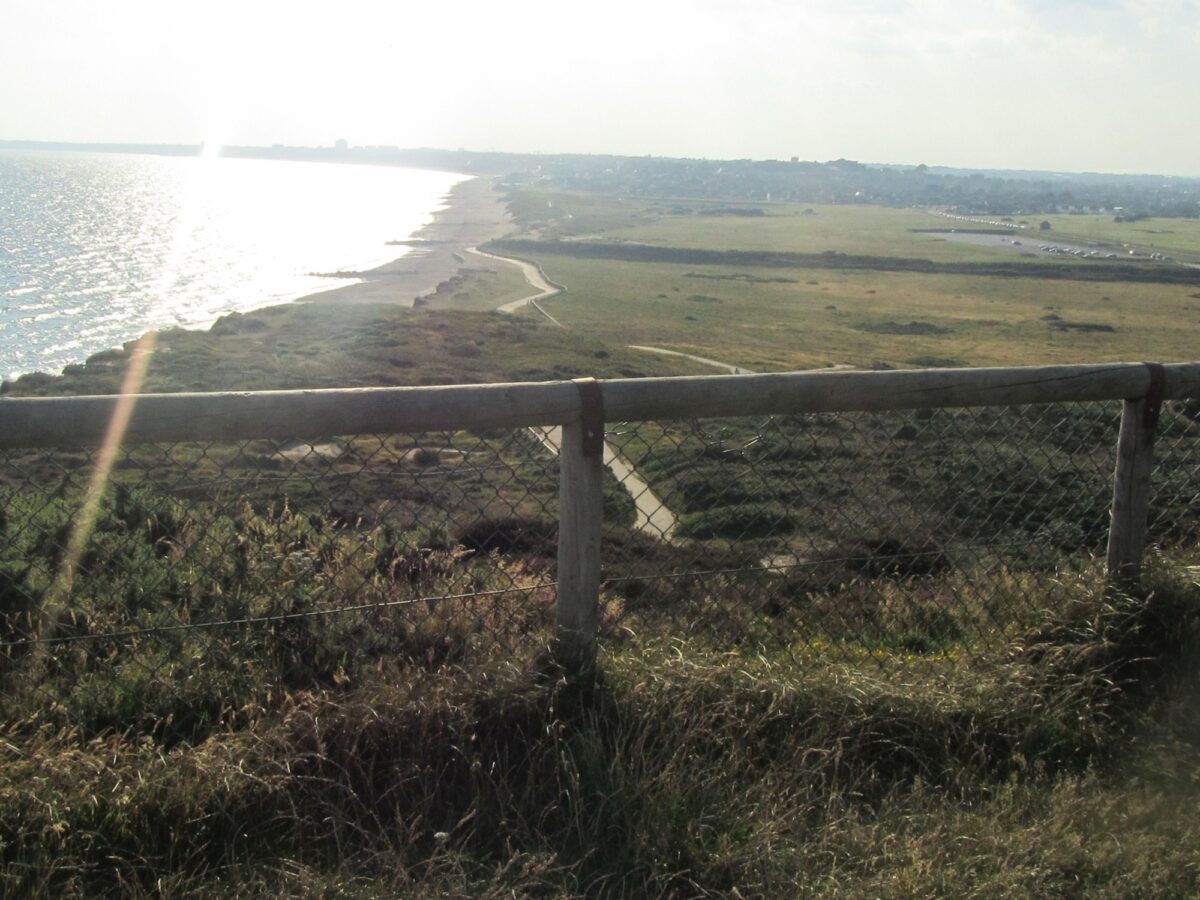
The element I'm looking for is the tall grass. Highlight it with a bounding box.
[2,479,1199,896]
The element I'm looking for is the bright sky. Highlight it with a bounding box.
[3,0,1198,176]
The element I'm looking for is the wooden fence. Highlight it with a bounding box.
[3,360,1199,673]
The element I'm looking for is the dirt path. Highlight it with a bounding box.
[627,346,757,374]
[629,345,857,374]
[466,247,565,325]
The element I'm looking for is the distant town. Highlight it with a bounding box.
[4,138,1199,220]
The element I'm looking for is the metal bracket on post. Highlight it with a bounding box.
[1143,361,1166,429]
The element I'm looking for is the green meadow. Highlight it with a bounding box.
[492,190,1200,372]
[510,189,1078,262]
[415,257,538,312]
[493,254,1200,370]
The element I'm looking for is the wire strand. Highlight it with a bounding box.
[0,582,554,649]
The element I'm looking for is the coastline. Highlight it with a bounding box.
[1,173,513,385]
[296,175,514,307]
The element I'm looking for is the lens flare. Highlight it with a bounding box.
[37,331,159,645]
[36,153,220,643]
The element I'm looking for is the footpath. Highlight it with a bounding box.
[476,247,688,541]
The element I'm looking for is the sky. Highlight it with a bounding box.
[2,0,1198,176]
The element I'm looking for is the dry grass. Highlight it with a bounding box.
[2,556,1199,897]
[491,189,1200,373]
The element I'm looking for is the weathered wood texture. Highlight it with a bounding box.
[554,419,604,673]
[1106,397,1159,585]
[4,362,1199,448]
[601,362,1200,422]
[0,382,581,448]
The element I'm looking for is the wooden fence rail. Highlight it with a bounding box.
[3,361,1199,673]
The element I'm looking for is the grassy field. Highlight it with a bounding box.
[1034,213,1200,263]
[506,188,1177,265]
[414,258,538,312]
[493,254,1200,371]
[588,202,1049,263]
[508,188,1200,266]
[3,301,707,397]
[486,190,1200,372]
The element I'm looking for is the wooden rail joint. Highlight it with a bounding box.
[572,377,605,458]
[1141,361,1166,429]
[1105,361,1169,590]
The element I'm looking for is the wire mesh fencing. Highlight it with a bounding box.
[0,429,564,745]
[596,399,1200,665]
[2,385,1199,741]
[1148,398,1200,545]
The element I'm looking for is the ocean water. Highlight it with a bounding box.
[0,150,467,380]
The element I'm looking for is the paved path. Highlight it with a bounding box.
[528,426,677,541]
[474,245,678,541]
[475,248,862,548]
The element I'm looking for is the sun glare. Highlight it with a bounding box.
[42,142,221,634]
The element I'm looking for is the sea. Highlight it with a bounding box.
[0,149,467,381]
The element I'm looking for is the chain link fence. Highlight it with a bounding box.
[598,401,1200,665]
[0,429,564,745]
[1,374,1199,742]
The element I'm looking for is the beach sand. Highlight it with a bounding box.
[298,175,513,307]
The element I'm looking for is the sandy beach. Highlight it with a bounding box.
[297,176,514,307]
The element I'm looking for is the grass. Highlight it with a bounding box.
[606,203,1073,264]
[607,405,1132,539]
[489,237,1200,286]
[1034,213,1200,264]
[5,183,1200,894]
[506,189,1200,266]
[486,254,1200,371]
[2,538,1199,895]
[506,189,1005,261]
[2,302,707,397]
[491,188,1200,372]
[414,259,537,312]
[505,189,680,241]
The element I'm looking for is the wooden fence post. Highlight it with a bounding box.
[554,380,605,676]
[1106,364,1166,587]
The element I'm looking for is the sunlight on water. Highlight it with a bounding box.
[0,150,466,379]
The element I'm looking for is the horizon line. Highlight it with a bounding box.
[2,137,1198,183]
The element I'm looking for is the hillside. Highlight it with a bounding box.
[3,183,1200,896]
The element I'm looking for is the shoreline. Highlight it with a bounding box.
[1,174,514,384]
[295,176,514,307]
